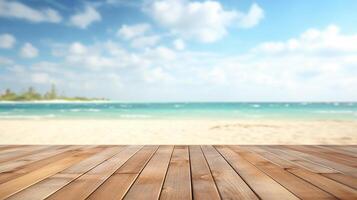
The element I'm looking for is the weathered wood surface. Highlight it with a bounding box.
[0,145,356,200]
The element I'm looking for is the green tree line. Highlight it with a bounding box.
[0,85,106,101]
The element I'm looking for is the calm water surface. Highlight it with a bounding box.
[0,102,356,120]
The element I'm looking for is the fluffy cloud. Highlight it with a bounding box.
[31,72,50,84]
[145,0,236,43]
[254,25,357,54]
[5,24,357,101]
[145,0,264,43]
[117,23,160,48]
[0,56,13,65]
[70,6,101,29]
[0,0,62,23]
[142,67,173,83]
[131,35,160,48]
[20,43,39,58]
[237,3,264,28]
[0,33,15,48]
[173,39,185,50]
[117,23,151,40]
[197,24,357,100]
[55,41,148,70]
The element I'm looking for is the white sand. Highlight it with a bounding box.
[1,119,356,144]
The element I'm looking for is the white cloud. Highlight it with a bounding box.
[145,0,264,43]
[145,0,237,43]
[131,35,160,48]
[69,42,87,54]
[20,43,39,58]
[0,0,62,23]
[253,25,357,54]
[173,38,185,50]
[0,33,15,48]
[117,23,151,40]
[0,56,13,65]
[31,72,50,84]
[142,67,173,83]
[60,41,128,70]
[70,6,101,29]
[237,3,264,28]
[193,24,357,100]
[33,24,357,100]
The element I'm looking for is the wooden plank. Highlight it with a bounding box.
[87,146,158,200]
[46,146,142,200]
[286,145,357,167]
[229,146,336,199]
[318,146,357,158]
[289,168,357,200]
[272,146,357,176]
[116,146,159,174]
[123,146,174,200]
[0,146,50,164]
[0,147,95,199]
[216,146,298,200]
[0,146,32,156]
[189,146,220,200]
[322,173,357,190]
[0,146,83,184]
[329,146,357,154]
[160,146,192,200]
[0,146,73,173]
[201,145,259,200]
[6,146,125,200]
[88,174,137,200]
[257,146,337,173]
[0,146,27,152]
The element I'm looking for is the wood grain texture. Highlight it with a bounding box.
[87,146,158,200]
[229,146,337,199]
[189,146,220,200]
[160,146,192,200]
[7,146,124,200]
[202,145,259,200]
[46,146,141,200]
[123,146,174,200]
[0,147,96,200]
[0,145,356,200]
[216,146,299,200]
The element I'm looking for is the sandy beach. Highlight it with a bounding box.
[1,119,356,144]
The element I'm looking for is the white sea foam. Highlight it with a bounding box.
[0,114,56,119]
[69,109,101,112]
[313,110,355,114]
[252,104,261,108]
[87,109,100,112]
[120,104,131,108]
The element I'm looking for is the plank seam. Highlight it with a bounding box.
[157,145,175,200]
[82,146,144,200]
[228,145,312,199]
[42,146,129,199]
[114,145,160,199]
[213,145,263,200]
[199,145,223,200]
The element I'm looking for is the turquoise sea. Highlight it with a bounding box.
[0,102,357,120]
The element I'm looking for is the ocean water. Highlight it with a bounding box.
[0,102,356,120]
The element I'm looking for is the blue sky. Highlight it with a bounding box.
[0,0,357,101]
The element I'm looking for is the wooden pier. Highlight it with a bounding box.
[0,145,356,199]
